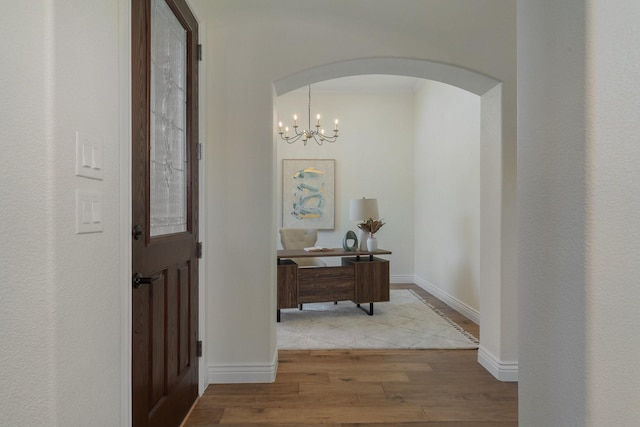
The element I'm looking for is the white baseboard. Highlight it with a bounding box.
[207,348,278,384]
[390,274,415,284]
[413,276,480,324]
[478,345,518,382]
[413,276,518,382]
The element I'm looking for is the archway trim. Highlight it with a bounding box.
[274,57,500,96]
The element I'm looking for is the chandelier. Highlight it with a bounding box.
[278,85,339,145]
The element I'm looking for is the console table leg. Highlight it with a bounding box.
[299,304,303,310]
[357,303,374,316]
[277,309,281,322]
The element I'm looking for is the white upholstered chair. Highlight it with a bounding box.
[279,228,327,267]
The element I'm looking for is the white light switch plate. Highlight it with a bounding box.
[75,190,103,234]
[75,131,103,180]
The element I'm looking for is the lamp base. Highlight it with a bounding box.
[367,236,378,252]
[358,229,368,251]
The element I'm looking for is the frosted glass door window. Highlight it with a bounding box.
[150,0,188,237]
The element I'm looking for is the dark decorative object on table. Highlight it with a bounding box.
[342,230,358,251]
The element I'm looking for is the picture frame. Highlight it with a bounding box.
[282,159,335,230]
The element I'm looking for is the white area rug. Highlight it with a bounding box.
[277,289,479,350]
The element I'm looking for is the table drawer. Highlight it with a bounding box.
[298,266,355,303]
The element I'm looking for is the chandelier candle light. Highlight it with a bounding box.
[278,85,339,146]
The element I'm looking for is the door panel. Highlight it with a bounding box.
[131,0,199,426]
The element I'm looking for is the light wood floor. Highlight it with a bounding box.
[182,285,517,426]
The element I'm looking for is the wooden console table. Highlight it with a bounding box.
[276,248,391,322]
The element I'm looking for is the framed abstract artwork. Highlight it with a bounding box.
[282,159,335,230]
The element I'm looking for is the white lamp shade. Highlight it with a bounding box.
[349,198,379,220]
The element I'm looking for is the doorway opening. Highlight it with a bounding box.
[273,58,511,379]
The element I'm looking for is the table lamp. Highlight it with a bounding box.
[349,197,379,251]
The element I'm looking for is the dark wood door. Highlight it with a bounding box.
[131,1,199,426]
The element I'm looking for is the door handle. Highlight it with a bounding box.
[132,224,144,240]
[133,272,162,289]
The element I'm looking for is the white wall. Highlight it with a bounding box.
[0,4,56,425]
[276,84,415,277]
[588,3,640,423]
[414,81,481,317]
[518,0,640,425]
[0,1,123,425]
[193,0,517,383]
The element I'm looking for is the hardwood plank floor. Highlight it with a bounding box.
[182,285,517,426]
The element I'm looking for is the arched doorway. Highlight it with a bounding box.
[273,57,516,381]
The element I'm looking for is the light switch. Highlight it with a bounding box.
[75,132,103,180]
[76,190,103,234]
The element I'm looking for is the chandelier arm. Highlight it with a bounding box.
[280,132,305,144]
[310,132,338,145]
